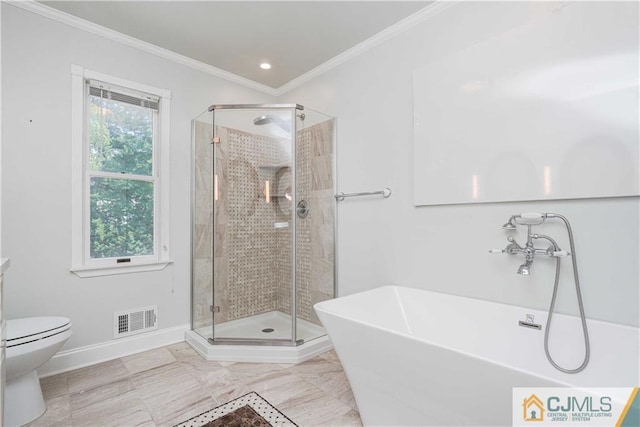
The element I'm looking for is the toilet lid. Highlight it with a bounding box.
[7,317,71,343]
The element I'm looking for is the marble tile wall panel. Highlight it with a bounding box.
[194,121,213,227]
[193,120,214,332]
[193,259,213,331]
[307,120,335,324]
[290,119,336,325]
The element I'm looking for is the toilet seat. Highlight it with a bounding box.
[7,317,71,348]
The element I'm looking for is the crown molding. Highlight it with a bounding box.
[5,0,279,96]
[275,0,458,96]
[6,0,457,98]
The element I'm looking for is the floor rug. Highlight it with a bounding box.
[174,392,298,427]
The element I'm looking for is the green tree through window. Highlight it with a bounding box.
[88,90,156,259]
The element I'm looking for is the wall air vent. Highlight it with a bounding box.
[113,305,158,338]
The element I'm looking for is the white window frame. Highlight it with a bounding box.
[70,65,171,277]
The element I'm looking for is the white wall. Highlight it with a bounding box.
[280,1,640,326]
[1,3,274,354]
[0,0,3,263]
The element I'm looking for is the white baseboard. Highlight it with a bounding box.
[37,323,190,378]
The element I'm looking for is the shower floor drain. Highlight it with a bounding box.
[262,328,274,333]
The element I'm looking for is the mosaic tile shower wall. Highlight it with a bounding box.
[223,127,285,320]
[192,116,335,333]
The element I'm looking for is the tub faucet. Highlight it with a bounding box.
[490,212,590,374]
[517,260,532,275]
[489,214,569,275]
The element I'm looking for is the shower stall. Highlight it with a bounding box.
[188,104,336,362]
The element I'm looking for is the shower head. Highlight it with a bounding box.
[253,115,291,133]
[253,115,274,126]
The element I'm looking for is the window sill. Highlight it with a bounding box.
[70,261,172,278]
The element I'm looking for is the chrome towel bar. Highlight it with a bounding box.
[335,187,392,202]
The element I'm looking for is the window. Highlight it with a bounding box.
[71,66,171,277]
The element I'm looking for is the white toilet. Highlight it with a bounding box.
[4,317,72,427]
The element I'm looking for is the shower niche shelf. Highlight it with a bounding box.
[259,164,289,170]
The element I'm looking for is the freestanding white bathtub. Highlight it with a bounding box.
[314,286,639,426]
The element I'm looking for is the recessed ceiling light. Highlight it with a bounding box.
[259,62,272,70]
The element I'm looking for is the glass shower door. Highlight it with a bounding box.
[294,108,336,343]
[191,109,214,342]
[211,106,296,343]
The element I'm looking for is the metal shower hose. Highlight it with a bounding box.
[538,214,590,374]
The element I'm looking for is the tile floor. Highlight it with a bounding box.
[31,342,363,427]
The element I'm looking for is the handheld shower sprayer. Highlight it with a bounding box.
[489,213,589,374]
[505,212,547,226]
